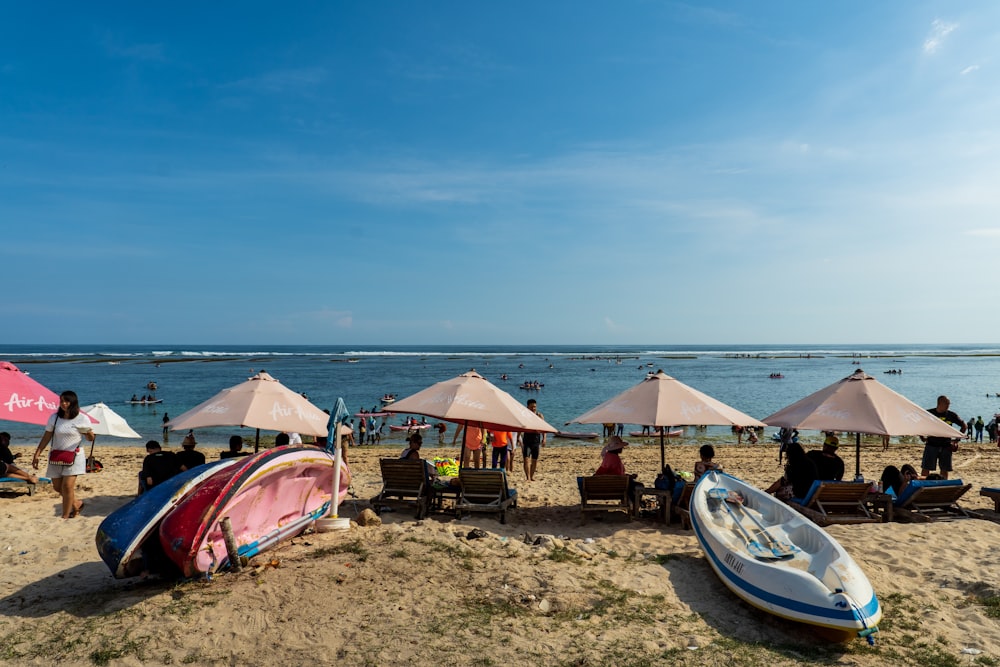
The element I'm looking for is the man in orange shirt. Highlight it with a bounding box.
[490,430,510,469]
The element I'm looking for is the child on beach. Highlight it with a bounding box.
[693,444,722,480]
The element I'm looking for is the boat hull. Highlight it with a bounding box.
[159,446,350,578]
[627,429,682,438]
[690,471,881,639]
[95,458,241,578]
[388,423,432,431]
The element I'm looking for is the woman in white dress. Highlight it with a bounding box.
[31,390,95,518]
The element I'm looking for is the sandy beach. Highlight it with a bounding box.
[2,436,1000,666]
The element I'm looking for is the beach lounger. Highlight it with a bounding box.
[454,468,517,524]
[579,475,632,520]
[0,476,51,497]
[673,482,696,529]
[370,458,432,520]
[789,480,878,526]
[892,478,973,522]
[981,487,1000,513]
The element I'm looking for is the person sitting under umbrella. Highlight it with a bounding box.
[766,441,818,501]
[591,436,643,511]
[806,433,845,481]
[400,433,435,479]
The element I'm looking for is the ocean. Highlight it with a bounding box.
[2,343,999,449]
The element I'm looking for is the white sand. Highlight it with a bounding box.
[1,437,999,666]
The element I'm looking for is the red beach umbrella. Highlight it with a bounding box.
[0,361,61,426]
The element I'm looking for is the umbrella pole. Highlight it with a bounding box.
[659,430,666,470]
[255,428,261,453]
[459,420,468,469]
[855,432,862,481]
[331,422,344,518]
[89,435,97,462]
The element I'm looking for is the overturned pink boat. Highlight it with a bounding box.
[159,445,350,578]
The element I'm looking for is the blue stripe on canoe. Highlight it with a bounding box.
[691,503,880,625]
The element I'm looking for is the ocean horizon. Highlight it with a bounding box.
[3,343,999,450]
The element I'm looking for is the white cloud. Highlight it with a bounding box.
[924,19,958,54]
[965,228,1000,237]
[961,64,980,75]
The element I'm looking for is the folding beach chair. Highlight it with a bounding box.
[579,474,632,520]
[893,479,973,522]
[370,458,432,520]
[455,468,517,524]
[789,480,878,526]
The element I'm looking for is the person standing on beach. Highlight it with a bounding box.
[921,395,966,480]
[453,423,484,469]
[520,398,545,482]
[31,390,94,519]
[489,430,510,469]
[162,413,170,441]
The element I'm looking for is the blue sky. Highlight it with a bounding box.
[3,2,998,345]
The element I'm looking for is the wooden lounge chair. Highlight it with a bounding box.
[789,480,878,526]
[893,479,973,522]
[580,475,632,520]
[370,458,432,520]
[981,487,1000,512]
[455,468,517,524]
[673,482,696,529]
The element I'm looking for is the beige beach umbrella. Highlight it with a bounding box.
[569,369,765,469]
[166,371,328,452]
[383,369,556,465]
[762,368,964,480]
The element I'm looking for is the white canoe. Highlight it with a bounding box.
[690,470,881,642]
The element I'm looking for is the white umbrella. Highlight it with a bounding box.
[82,402,142,439]
[81,402,142,471]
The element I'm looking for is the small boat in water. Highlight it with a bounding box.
[628,429,683,438]
[690,470,881,642]
[554,431,599,440]
[388,423,432,432]
[159,446,350,578]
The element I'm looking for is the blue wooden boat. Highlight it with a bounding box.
[95,459,239,578]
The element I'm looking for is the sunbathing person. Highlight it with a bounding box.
[880,464,919,496]
[1,460,38,484]
[765,441,817,501]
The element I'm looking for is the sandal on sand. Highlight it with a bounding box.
[70,502,84,518]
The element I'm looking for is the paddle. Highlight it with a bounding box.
[708,488,775,560]
[708,488,793,560]
[731,501,797,558]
